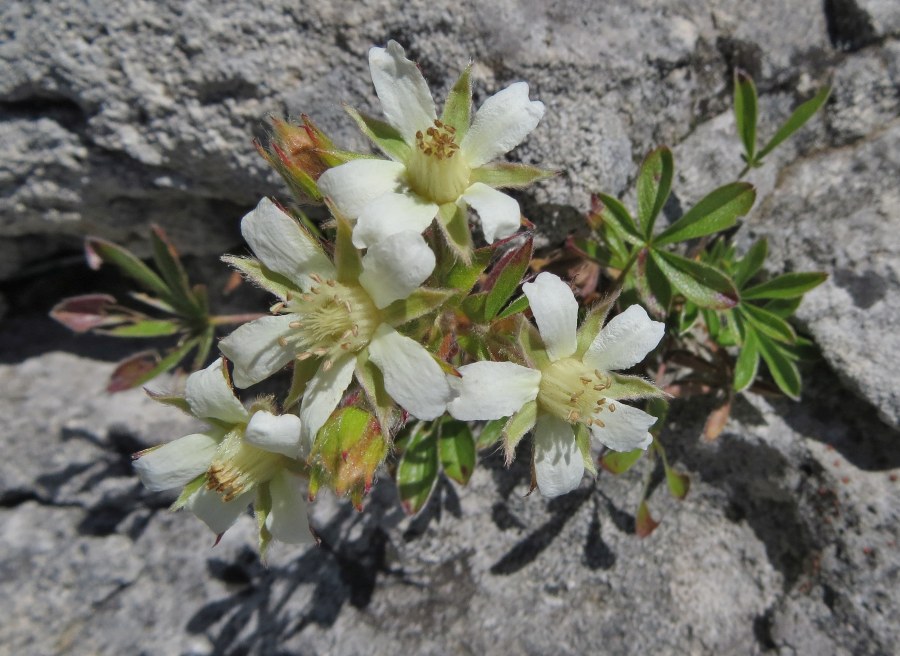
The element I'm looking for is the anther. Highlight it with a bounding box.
[351,324,359,337]
[270,302,285,313]
[608,403,616,412]
[594,419,605,428]
[310,273,322,284]
[296,351,313,361]
[326,279,336,287]
[322,359,333,372]
[301,294,315,302]
[580,377,592,385]
[289,321,304,329]
[277,336,288,347]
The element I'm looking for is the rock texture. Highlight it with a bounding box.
[2,0,900,654]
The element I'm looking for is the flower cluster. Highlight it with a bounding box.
[134,41,665,549]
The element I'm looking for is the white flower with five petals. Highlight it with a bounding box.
[134,358,313,545]
[219,198,454,447]
[318,41,548,252]
[447,273,665,498]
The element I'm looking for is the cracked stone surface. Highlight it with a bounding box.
[2,0,900,654]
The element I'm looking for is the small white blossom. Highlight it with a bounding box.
[318,41,546,249]
[134,358,313,544]
[219,198,454,446]
[447,272,665,498]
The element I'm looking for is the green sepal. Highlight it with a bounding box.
[441,64,472,140]
[519,322,550,370]
[605,374,666,401]
[654,182,756,246]
[651,249,740,310]
[503,400,538,465]
[397,423,440,515]
[575,423,597,476]
[381,288,455,327]
[102,319,181,338]
[440,245,492,293]
[476,418,506,450]
[740,303,796,343]
[594,192,644,245]
[344,105,411,162]
[171,474,206,511]
[470,162,556,189]
[733,70,758,163]
[495,294,529,320]
[332,211,363,284]
[312,406,387,500]
[437,202,474,264]
[145,389,192,415]
[255,483,273,560]
[757,86,831,161]
[733,239,768,288]
[600,448,643,474]
[637,146,674,237]
[742,271,827,300]
[438,419,476,485]
[354,349,395,437]
[733,325,761,392]
[222,255,297,301]
[284,356,321,410]
[574,294,617,357]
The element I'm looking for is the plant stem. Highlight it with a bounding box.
[209,312,266,326]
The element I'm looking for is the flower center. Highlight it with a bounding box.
[207,430,285,501]
[273,276,380,370]
[406,119,471,204]
[537,357,619,428]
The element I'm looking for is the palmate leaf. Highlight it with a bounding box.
[739,303,796,343]
[496,294,529,320]
[742,272,827,300]
[594,192,644,245]
[86,237,173,305]
[397,424,440,515]
[733,325,761,392]
[757,86,831,161]
[438,419,476,485]
[654,182,756,246]
[482,236,533,321]
[636,146,674,237]
[650,249,739,310]
[733,70,759,162]
[757,333,802,399]
[149,226,200,317]
[733,239,768,288]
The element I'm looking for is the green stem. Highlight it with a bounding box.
[613,248,641,288]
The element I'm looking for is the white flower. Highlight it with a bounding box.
[219,198,454,447]
[318,41,547,251]
[447,272,665,498]
[133,358,313,545]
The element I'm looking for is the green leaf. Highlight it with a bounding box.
[86,237,173,304]
[397,425,439,515]
[651,249,740,310]
[442,246,491,293]
[381,288,454,327]
[757,86,831,160]
[763,297,802,318]
[440,64,472,140]
[470,162,556,188]
[344,105,411,161]
[654,182,756,246]
[605,374,666,401]
[742,272,827,300]
[637,146,674,237]
[439,419,476,485]
[651,439,690,500]
[103,319,181,338]
[740,303,796,343]
[107,338,198,393]
[595,192,644,244]
[678,301,699,335]
[574,294,616,357]
[733,238,768,288]
[733,70,758,162]
[757,333,802,399]
[460,291,488,324]
[150,226,198,315]
[575,423,597,476]
[635,249,672,316]
[482,236,533,320]
[495,294,529,320]
[503,399,537,465]
[222,255,297,301]
[437,202,474,264]
[635,500,660,537]
[333,213,363,284]
[600,447,644,474]
[476,418,506,450]
[646,397,669,438]
[733,325,761,392]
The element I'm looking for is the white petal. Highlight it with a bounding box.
[367,324,452,420]
[460,183,521,244]
[266,470,314,544]
[241,198,335,291]
[317,159,406,219]
[184,486,251,536]
[298,354,356,451]
[133,433,218,492]
[368,41,436,142]
[460,82,545,168]
[219,315,298,389]
[583,305,665,373]
[590,402,655,452]
[447,361,541,421]
[352,192,438,249]
[359,230,435,308]
[533,414,584,498]
[244,411,303,458]
[184,357,249,424]
[522,272,578,362]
